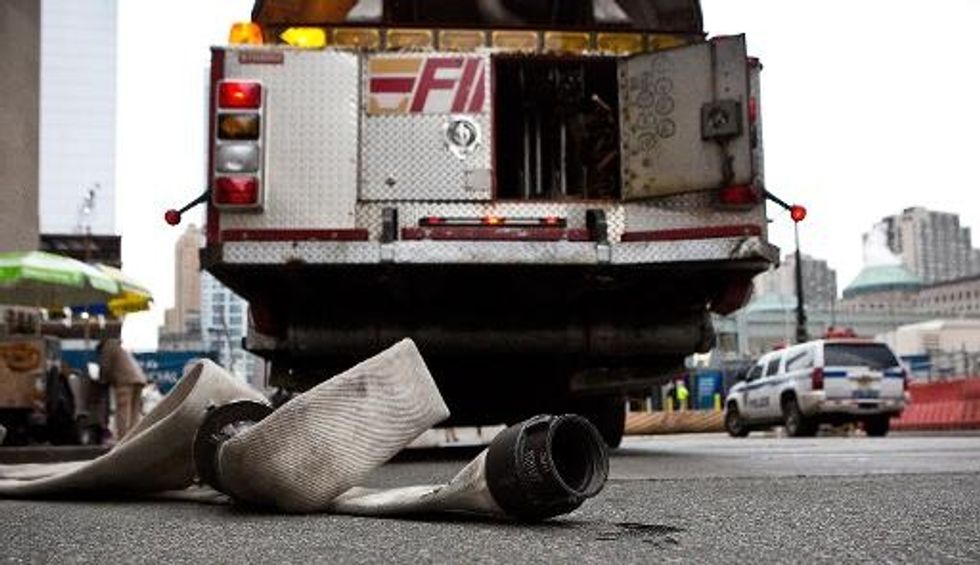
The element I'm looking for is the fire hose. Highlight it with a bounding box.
[0,339,607,521]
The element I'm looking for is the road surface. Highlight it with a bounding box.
[2,433,979,563]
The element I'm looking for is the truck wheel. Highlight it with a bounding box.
[573,396,625,449]
[782,396,817,438]
[725,404,750,438]
[863,415,891,437]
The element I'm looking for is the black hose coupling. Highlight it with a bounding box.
[192,400,273,494]
[485,414,609,521]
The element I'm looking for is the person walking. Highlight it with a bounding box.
[96,339,148,441]
[675,379,690,411]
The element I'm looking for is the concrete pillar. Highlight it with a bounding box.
[0,0,41,252]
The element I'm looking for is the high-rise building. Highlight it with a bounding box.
[873,207,978,284]
[38,0,117,237]
[162,224,204,338]
[200,271,260,385]
[753,253,838,308]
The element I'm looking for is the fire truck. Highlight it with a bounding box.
[170,0,777,446]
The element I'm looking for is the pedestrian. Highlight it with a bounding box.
[96,338,148,441]
[676,379,690,411]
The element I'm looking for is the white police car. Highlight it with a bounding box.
[724,339,908,437]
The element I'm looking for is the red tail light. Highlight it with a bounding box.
[214,176,259,206]
[811,367,824,391]
[219,81,262,109]
[747,97,758,124]
[718,184,761,206]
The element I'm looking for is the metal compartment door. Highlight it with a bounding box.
[619,35,752,200]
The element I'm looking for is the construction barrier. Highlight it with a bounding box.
[892,378,980,431]
[625,409,724,435]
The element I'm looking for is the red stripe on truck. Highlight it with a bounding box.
[620,224,762,242]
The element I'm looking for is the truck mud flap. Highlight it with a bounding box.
[0,340,606,521]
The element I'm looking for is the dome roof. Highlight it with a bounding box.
[842,264,921,298]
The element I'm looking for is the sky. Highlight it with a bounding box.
[118,0,980,350]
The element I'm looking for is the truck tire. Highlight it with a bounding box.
[863,415,891,437]
[573,396,625,449]
[725,404,750,438]
[782,396,817,438]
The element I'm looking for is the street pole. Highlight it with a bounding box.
[793,221,808,344]
[762,189,809,344]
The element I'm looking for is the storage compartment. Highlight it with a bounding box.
[493,56,621,201]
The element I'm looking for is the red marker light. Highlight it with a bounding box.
[214,177,259,206]
[718,185,760,206]
[790,205,807,223]
[219,82,262,109]
[164,209,181,226]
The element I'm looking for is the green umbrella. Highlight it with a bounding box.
[0,251,120,310]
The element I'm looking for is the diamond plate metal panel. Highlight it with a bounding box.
[223,242,380,264]
[610,236,774,264]
[360,53,493,201]
[221,237,777,266]
[354,197,762,243]
[621,191,767,233]
[393,241,597,264]
[221,49,360,230]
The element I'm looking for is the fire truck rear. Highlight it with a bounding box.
[188,0,778,446]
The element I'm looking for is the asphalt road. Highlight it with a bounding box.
[2,433,979,563]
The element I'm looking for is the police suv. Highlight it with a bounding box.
[724,339,908,437]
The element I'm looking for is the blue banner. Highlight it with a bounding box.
[61,350,217,393]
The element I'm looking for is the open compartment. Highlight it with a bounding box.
[493,56,622,201]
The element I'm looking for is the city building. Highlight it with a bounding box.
[38,0,117,237]
[161,224,204,342]
[200,271,262,386]
[838,263,922,314]
[754,253,838,308]
[873,207,978,284]
[917,274,980,318]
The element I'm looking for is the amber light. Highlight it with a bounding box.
[219,82,262,109]
[333,28,381,49]
[543,31,590,54]
[229,22,263,45]
[438,30,486,51]
[387,29,434,49]
[280,27,328,48]
[596,33,644,55]
[492,30,539,51]
[218,114,260,140]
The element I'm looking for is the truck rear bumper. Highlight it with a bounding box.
[215,236,779,266]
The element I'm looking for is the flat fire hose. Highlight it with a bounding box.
[0,339,607,521]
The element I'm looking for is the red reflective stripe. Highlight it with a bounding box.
[451,58,480,112]
[410,58,463,112]
[468,66,486,112]
[620,224,763,242]
[370,77,416,94]
[402,227,590,241]
[207,48,225,244]
[221,229,369,242]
